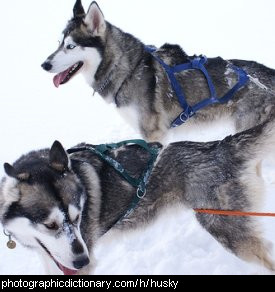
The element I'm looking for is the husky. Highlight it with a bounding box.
[41,0,275,143]
[1,113,275,275]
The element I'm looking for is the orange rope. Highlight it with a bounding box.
[194,209,275,217]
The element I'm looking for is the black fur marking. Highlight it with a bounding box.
[72,239,84,255]
[4,163,16,179]
[144,54,157,108]
[63,17,84,39]
[160,43,190,64]
[73,34,104,55]
[4,202,49,224]
[4,148,85,224]
[73,0,85,18]
[49,141,69,173]
[15,161,62,186]
[62,15,105,56]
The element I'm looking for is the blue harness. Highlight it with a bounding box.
[145,46,250,128]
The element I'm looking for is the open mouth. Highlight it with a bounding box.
[37,239,78,276]
[53,61,83,88]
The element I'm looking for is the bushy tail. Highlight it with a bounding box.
[237,108,275,208]
[255,109,275,156]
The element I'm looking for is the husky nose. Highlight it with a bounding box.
[41,61,52,71]
[73,257,90,270]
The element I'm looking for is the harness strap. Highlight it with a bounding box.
[145,46,249,128]
[67,140,161,230]
[218,65,250,105]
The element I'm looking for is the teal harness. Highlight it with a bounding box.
[67,140,161,230]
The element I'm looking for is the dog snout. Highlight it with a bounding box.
[73,256,90,270]
[41,61,52,71]
[72,239,85,255]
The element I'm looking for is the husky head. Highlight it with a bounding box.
[0,141,90,275]
[41,0,106,88]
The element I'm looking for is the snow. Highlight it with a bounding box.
[1,0,275,275]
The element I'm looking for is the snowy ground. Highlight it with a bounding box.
[0,0,275,275]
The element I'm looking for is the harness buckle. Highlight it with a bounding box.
[180,112,190,123]
[180,108,195,123]
[137,188,147,199]
[192,55,208,69]
[199,55,208,64]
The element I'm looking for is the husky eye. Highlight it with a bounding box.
[44,222,59,231]
[73,215,80,226]
[66,44,76,50]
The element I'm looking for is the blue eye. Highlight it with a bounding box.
[66,44,76,50]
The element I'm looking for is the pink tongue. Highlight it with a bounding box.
[53,68,71,88]
[58,263,78,276]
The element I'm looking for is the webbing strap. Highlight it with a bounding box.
[67,140,161,230]
[145,46,249,128]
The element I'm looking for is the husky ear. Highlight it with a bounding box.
[73,0,85,18]
[85,1,106,36]
[49,141,70,173]
[4,163,17,179]
[4,163,30,181]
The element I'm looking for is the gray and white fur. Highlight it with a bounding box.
[1,112,275,274]
[42,0,275,142]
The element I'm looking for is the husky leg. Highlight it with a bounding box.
[235,236,275,271]
[196,214,275,271]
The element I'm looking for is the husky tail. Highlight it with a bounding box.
[185,110,275,272]
[229,108,275,207]
[211,110,275,271]
[245,108,275,164]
